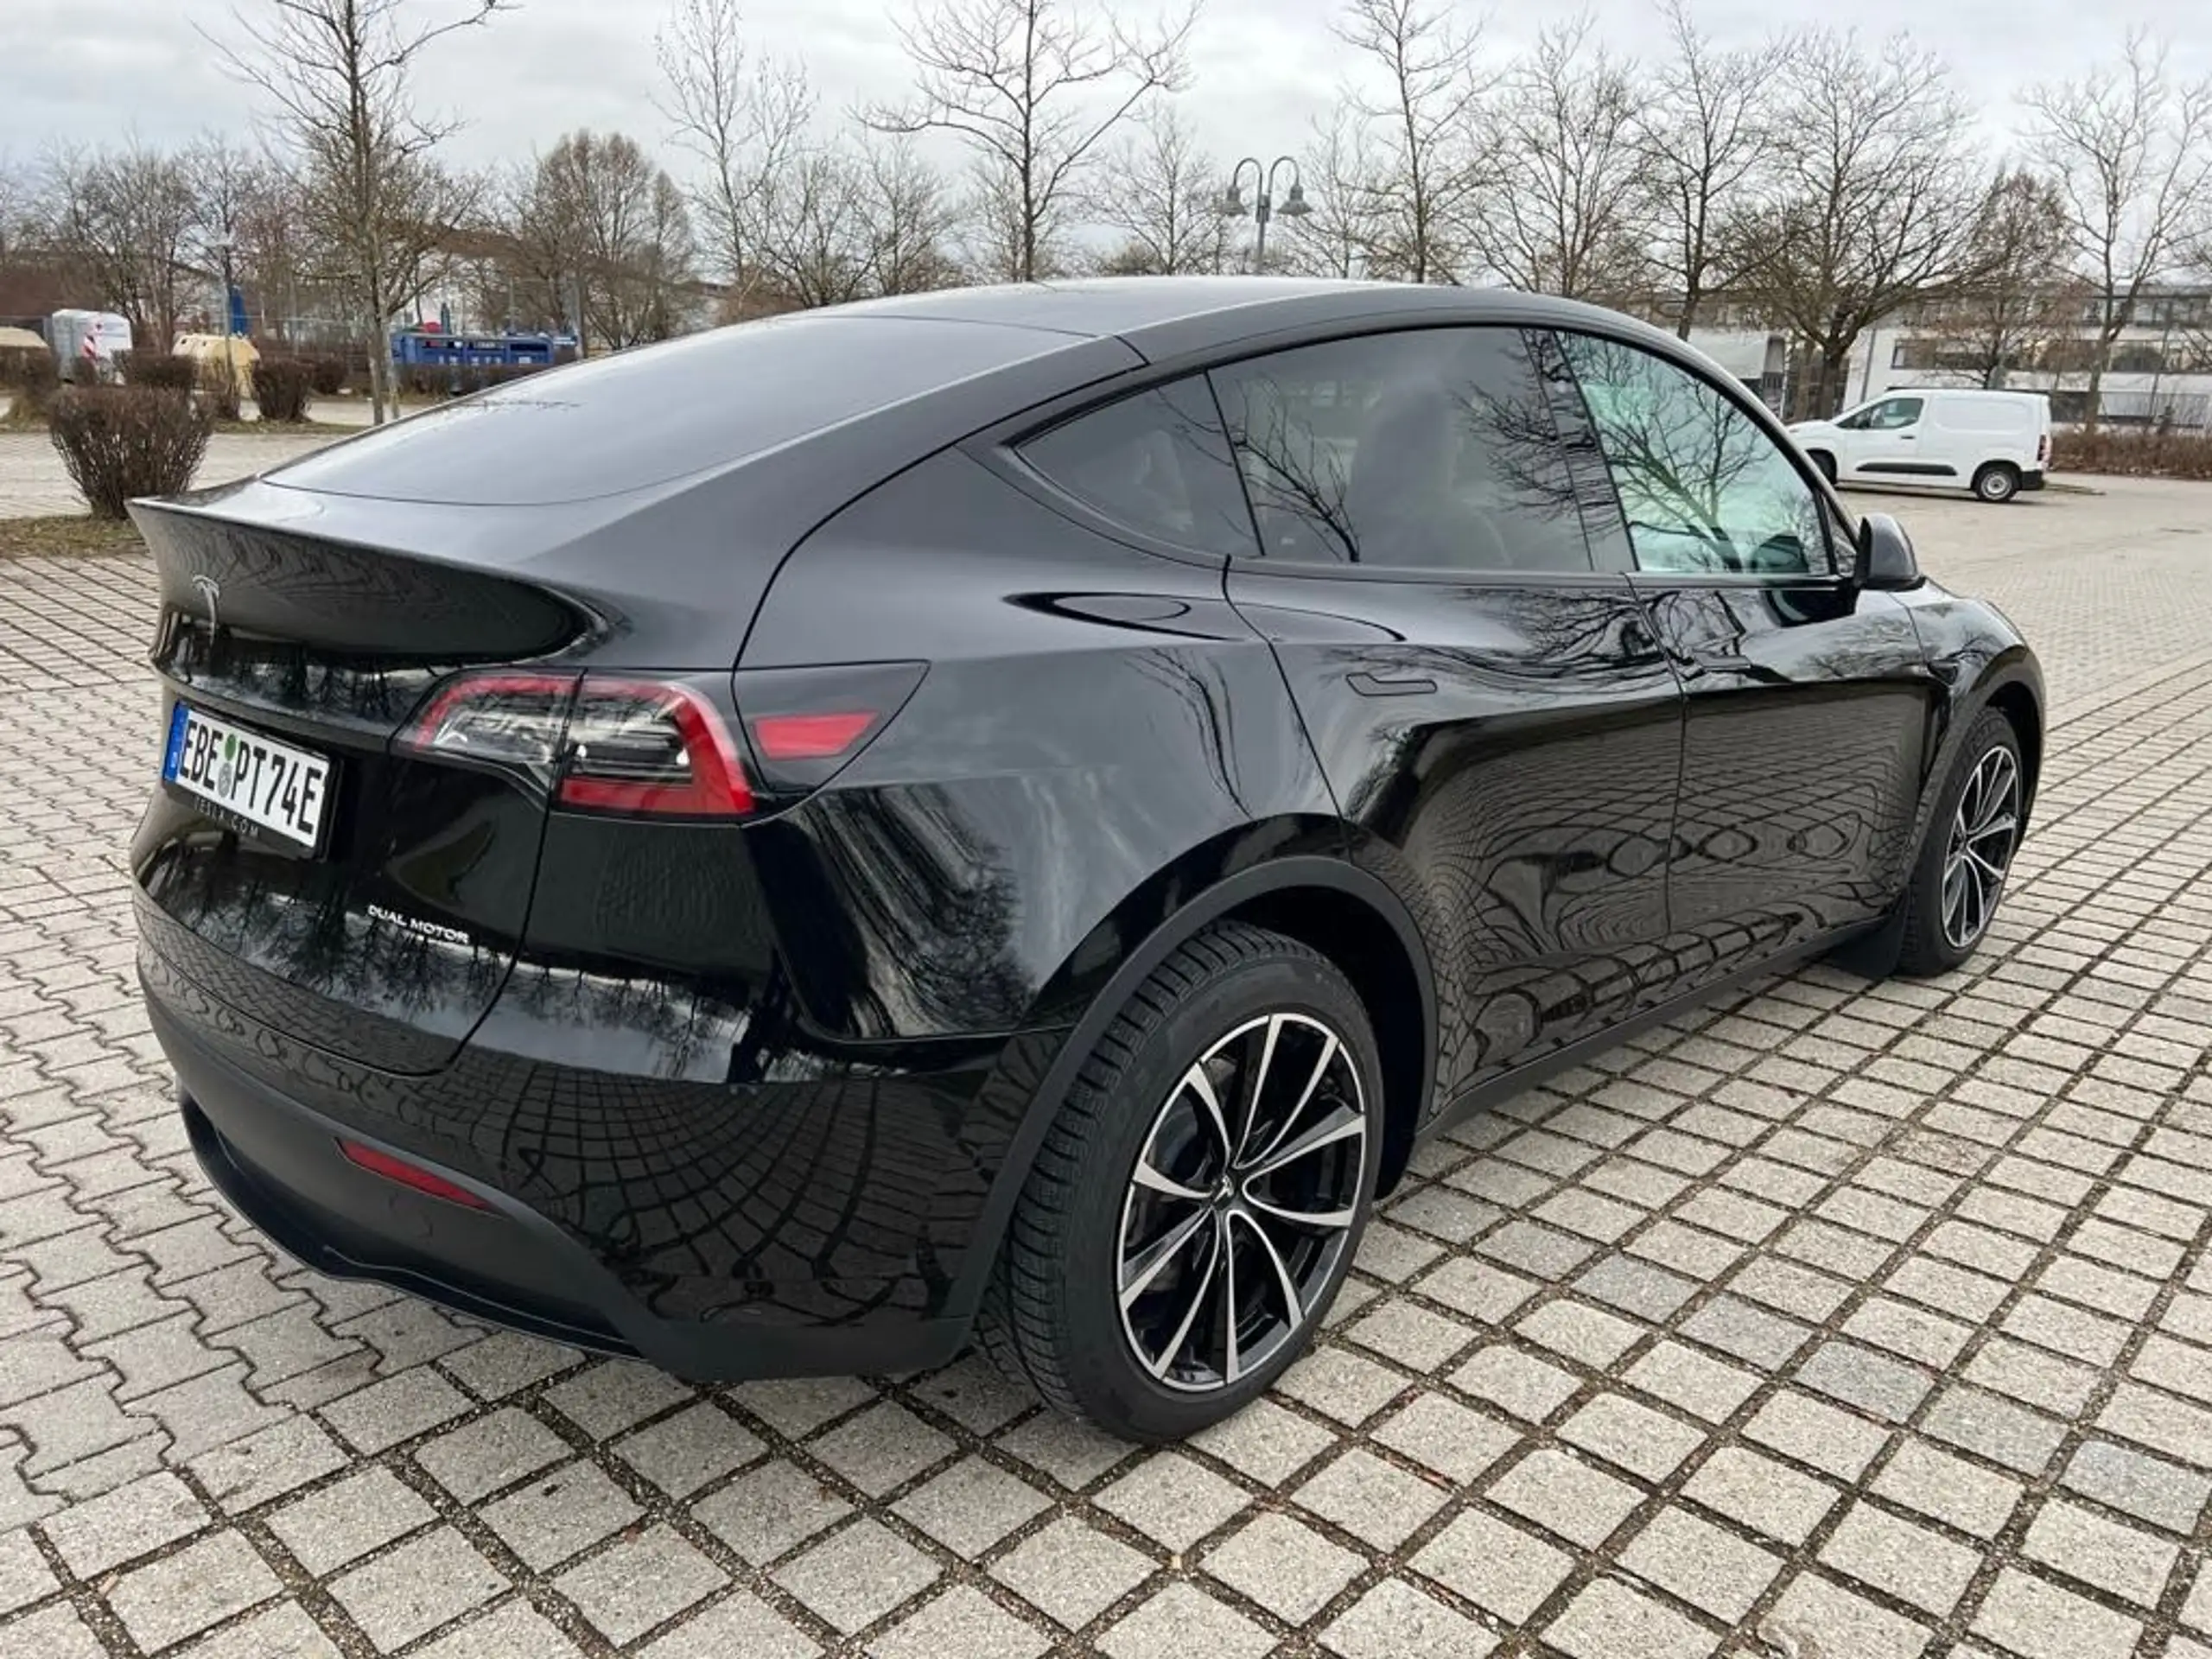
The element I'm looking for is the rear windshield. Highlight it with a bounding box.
[267,315,1067,505]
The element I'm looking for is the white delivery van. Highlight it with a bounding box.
[1789,388,2050,503]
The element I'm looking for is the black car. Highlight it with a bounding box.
[131,280,2040,1440]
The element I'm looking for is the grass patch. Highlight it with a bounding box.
[211,417,361,435]
[0,514,145,558]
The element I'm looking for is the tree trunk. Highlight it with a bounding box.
[2082,340,2109,437]
[1675,285,1700,341]
[1817,345,1852,418]
[372,312,395,424]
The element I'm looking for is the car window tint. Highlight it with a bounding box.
[1558,332,1826,577]
[1206,327,1594,574]
[1018,379,1255,557]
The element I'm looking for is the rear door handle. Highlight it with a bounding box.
[1347,671,1439,698]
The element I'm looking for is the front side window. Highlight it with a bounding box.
[1017,379,1255,558]
[1841,396,1924,432]
[1556,332,1827,577]
[1206,327,1593,575]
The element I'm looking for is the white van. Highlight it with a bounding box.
[1789,388,2050,503]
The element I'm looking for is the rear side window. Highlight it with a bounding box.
[1206,327,1595,574]
[1017,379,1255,557]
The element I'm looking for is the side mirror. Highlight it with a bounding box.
[1853,512,1921,590]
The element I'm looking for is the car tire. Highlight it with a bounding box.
[1973,461,2020,503]
[978,921,1383,1440]
[1894,709,2024,976]
[1808,451,1837,485]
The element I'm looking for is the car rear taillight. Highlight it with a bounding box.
[557,677,753,817]
[400,663,926,817]
[400,669,753,817]
[2037,432,2050,464]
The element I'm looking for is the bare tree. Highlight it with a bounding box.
[1332,0,1486,284]
[223,161,331,343]
[212,0,512,423]
[1282,108,1391,277]
[185,134,276,333]
[868,0,1197,283]
[1089,104,1230,275]
[860,137,966,295]
[1916,169,2085,389]
[1633,0,1788,338]
[1471,14,1650,303]
[2023,30,2212,433]
[42,141,201,346]
[746,134,963,308]
[656,0,814,311]
[747,147,877,308]
[522,131,697,350]
[0,153,31,267]
[1740,30,1986,418]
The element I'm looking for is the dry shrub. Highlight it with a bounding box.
[200,358,244,423]
[0,347,60,418]
[48,386,212,518]
[118,352,199,394]
[2051,426,2212,480]
[251,357,316,423]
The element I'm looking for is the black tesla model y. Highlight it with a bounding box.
[132,280,2042,1440]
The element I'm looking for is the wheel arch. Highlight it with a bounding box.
[1905,648,2045,857]
[945,848,1440,1326]
[1983,674,2043,810]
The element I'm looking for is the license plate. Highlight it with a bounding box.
[162,702,332,851]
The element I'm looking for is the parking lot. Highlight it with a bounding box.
[2,451,2210,1658]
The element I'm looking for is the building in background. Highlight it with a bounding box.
[1680,284,2212,430]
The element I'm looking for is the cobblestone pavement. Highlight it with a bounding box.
[2,480,2211,1658]
[0,429,354,521]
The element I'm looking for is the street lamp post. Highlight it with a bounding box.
[1223,156,1311,275]
[214,238,237,337]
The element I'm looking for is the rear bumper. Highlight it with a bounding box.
[2021,468,2047,492]
[153,986,973,1382]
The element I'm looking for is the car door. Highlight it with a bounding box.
[1550,330,1939,982]
[1211,325,1685,1109]
[1836,394,1932,484]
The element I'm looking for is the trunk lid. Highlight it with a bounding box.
[130,497,599,1073]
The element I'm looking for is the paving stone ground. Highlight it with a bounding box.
[2,473,2210,1656]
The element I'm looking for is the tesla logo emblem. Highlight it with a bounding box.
[191,574,222,633]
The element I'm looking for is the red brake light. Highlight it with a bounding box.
[339,1139,492,1210]
[556,677,754,817]
[752,711,877,761]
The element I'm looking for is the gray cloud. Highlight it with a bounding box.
[3,0,2204,181]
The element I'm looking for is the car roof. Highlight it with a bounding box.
[836,277,1649,363]
[1885,387,2047,400]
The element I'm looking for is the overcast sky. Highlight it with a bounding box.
[4,0,2206,186]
